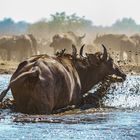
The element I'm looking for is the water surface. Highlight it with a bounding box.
[0,75,139,140]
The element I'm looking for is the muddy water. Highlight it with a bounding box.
[0,75,140,140]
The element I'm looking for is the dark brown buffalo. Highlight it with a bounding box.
[0,44,126,114]
[50,31,85,53]
[0,34,37,61]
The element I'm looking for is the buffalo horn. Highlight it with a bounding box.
[80,44,85,57]
[102,44,108,61]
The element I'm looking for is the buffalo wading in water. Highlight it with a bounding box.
[0,44,126,114]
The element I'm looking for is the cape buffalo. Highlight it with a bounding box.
[0,34,37,61]
[50,31,85,54]
[0,44,126,114]
[94,34,137,64]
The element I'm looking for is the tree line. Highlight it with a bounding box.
[0,12,140,37]
[0,18,29,35]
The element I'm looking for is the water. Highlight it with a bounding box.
[0,75,140,140]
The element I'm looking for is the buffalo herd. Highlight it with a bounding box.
[94,34,140,65]
[0,32,140,65]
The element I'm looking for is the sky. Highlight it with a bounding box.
[0,0,140,26]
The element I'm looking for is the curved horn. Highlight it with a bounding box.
[80,44,85,57]
[102,44,108,61]
[72,44,77,58]
[79,33,86,39]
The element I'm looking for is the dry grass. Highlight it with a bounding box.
[0,60,19,74]
[0,59,139,75]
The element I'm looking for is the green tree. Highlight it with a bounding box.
[112,18,140,31]
[28,12,93,37]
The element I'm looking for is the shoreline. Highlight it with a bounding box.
[0,61,140,75]
[120,65,140,75]
[0,61,18,74]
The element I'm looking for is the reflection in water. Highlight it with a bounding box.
[0,75,140,140]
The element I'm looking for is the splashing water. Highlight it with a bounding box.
[0,74,140,110]
[104,75,140,109]
[0,74,140,140]
[0,74,12,99]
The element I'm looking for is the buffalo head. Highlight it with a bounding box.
[85,44,126,80]
[72,44,126,94]
[50,34,61,47]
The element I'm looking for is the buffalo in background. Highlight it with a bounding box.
[0,32,140,66]
[50,31,86,54]
[0,34,37,61]
[37,38,53,55]
[94,34,139,65]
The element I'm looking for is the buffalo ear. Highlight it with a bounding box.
[72,44,77,58]
[80,44,85,57]
[101,44,108,61]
